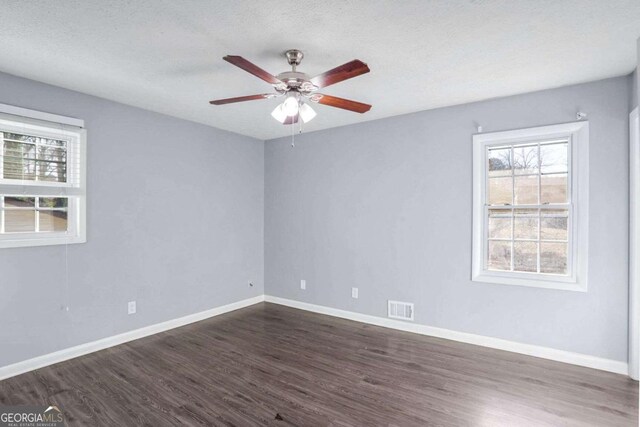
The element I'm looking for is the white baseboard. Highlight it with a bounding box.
[1,294,628,381]
[0,295,265,381]
[264,295,629,376]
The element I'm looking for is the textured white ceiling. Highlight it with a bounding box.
[1,0,639,140]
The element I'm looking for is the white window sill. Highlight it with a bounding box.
[472,271,587,292]
[0,235,86,249]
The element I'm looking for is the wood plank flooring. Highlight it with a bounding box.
[0,303,637,426]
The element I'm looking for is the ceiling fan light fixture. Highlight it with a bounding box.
[271,104,287,123]
[299,102,317,123]
[210,51,372,128]
[282,94,300,116]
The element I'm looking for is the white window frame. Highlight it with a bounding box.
[472,121,589,291]
[0,106,86,249]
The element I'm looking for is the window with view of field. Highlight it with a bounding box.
[472,122,588,291]
[0,113,86,248]
[486,139,570,275]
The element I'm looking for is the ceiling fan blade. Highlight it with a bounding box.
[209,94,272,105]
[310,60,370,89]
[315,94,371,113]
[223,55,283,85]
[283,114,299,125]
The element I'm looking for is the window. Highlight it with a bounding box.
[472,122,588,291]
[0,109,86,248]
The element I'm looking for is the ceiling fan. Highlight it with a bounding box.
[210,49,371,125]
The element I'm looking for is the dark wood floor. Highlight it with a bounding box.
[0,303,637,426]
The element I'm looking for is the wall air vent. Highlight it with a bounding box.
[387,300,414,321]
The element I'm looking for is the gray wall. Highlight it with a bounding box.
[265,76,631,362]
[0,72,264,367]
[0,69,632,367]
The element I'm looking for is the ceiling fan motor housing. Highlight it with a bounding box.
[285,49,304,66]
[278,50,318,92]
[275,71,316,91]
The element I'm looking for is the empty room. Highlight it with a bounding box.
[0,1,639,425]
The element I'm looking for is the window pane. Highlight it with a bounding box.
[540,242,568,274]
[3,140,36,159]
[4,160,37,180]
[36,144,67,183]
[488,209,512,239]
[4,210,35,232]
[37,144,66,159]
[488,147,511,177]
[3,140,36,180]
[514,209,538,239]
[541,209,568,241]
[514,175,538,205]
[36,160,67,182]
[513,144,538,175]
[514,241,538,272]
[2,134,67,183]
[488,177,512,205]
[39,197,68,208]
[488,241,511,271]
[540,142,568,174]
[39,210,68,232]
[4,197,35,208]
[541,173,567,204]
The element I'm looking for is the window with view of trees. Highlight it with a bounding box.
[472,122,589,291]
[0,113,86,248]
[3,133,68,182]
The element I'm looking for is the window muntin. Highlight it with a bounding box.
[485,139,570,276]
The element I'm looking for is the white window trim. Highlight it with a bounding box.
[629,106,640,380]
[0,109,86,249]
[472,121,589,292]
[0,102,84,128]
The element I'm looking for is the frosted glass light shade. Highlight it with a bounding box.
[299,103,317,123]
[282,96,299,116]
[271,104,287,123]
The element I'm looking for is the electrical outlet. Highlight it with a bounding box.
[352,287,358,299]
[128,301,136,314]
[300,279,306,290]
